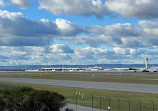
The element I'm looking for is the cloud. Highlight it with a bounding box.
[0,0,32,9]
[0,0,6,6]
[39,0,111,18]
[61,35,113,47]
[88,23,139,37]
[0,45,74,65]
[55,18,83,36]
[0,10,83,46]
[73,47,158,64]
[61,22,139,47]
[139,21,158,36]
[49,44,74,53]
[1,0,158,19]
[0,10,83,38]
[0,10,56,38]
[74,47,114,60]
[1,45,158,65]
[0,37,52,46]
[10,0,30,9]
[37,0,158,19]
[0,55,9,62]
[61,21,158,48]
[106,0,158,19]
[1,10,158,48]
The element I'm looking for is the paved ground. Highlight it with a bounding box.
[0,77,158,93]
[61,103,107,111]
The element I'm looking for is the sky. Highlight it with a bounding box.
[0,0,158,65]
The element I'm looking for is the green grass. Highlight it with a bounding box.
[1,71,158,84]
[1,71,158,110]
[0,81,158,111]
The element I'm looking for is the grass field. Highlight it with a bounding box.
[0,71,158,110]
[0,81,158,111]
[1,71,158,85]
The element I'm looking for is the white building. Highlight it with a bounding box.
[38,68,87,72]
[147,67,158,72]
[88,66,103,71]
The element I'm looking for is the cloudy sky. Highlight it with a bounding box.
[0,0,158,65]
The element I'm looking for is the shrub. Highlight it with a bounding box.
[0,87,66,111]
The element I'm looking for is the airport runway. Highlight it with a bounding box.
[0,77,158,94]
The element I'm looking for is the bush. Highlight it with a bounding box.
[0,87,66,111]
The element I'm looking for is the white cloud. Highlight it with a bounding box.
[55,18,83,36]
[0,0,32,9]
[0,0,6,6]
[88,23,138,37]
[139,21,158,36]
[61,21,158,48]
[1,45,158,65]
[49,44,74,53]
[113,47,137,55]
[62,23,139,47]
[10,0,30,9]
[39,0,111,18]
[38,0,158,19]
[73,47,158,64]
[62,22,138,47]
[0,10,83,38]
[1,10,158,48]
[61,35,115,47]
[0,10,83,46]
[0,10,57,38]
[0,45,74,65]
[74,47,113,60]
[1,0,158,19]
[0,37,53,46]
[106,0,158,19]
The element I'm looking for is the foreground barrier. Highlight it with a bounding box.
[67,93,158,111]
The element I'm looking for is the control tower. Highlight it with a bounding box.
[145,58,148,70]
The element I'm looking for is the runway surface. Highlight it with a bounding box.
[0,77,158,94]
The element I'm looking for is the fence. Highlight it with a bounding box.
[67,94,158,111]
